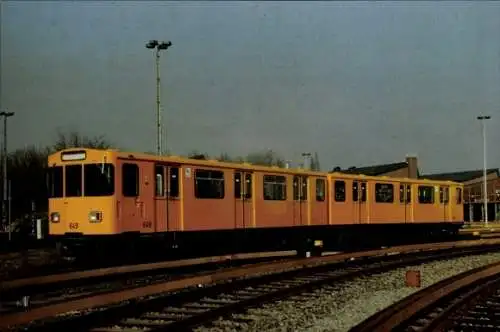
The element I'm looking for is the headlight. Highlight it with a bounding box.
[50,212,60,223]
[89,211,103,223]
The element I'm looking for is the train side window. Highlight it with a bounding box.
[263,175,287,200]
[245,173,252,199]
[155,165,164,197]
[440,187,449,204]
[335,180,346,202]
[352,181,358,202]
[399,184,405,203]
[316,179,325,201]
[47,166,63,198]
[195,169,224,199]
[406,185,412,203]
[234,172,242,199]
[293,176,308,201]
[456,188,462,204]
[418,185,434,204]
[65,165,82,197]
[360,182,367,202]
[169,167,179,197]
[375,183,394,203]
[122,163,139,197]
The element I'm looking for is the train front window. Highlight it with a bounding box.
[47,166,63,198]
[65,165,82,197]
[84,164,114,196]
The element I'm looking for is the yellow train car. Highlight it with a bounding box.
[47,148,464,258]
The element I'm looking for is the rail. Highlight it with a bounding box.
[3,238,500,330]
[349,258,500,331]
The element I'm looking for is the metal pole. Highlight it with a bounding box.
[482,119,488,225]
[156,49,161,156]
[2,114,6,231]
[477,115,491,226]
[7,179,10,241]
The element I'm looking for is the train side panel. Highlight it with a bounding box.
[254,171,294,228]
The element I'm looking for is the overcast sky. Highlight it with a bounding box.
[1,1,499,173]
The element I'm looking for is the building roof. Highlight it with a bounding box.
[421,168,499,182]
[332,161,409,176]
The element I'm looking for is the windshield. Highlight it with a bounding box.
[84,163,114,196]
[47,163,114,198]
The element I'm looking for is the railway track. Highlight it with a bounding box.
[350,255,500,332]
[4,239,500,331]
[0,251,296,316]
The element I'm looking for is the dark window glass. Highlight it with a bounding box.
[245,173,252,199]
[293,176,308,201]
[375,183,394,203]
[235,172,242,198]
[84,164,114,196]
[456,188,462,204]
[418,186,434,204]
[360,182,367,202]
[406,185,412,203]
[316,179,325,201]
[155,165,164,197]
[353,181,358,202]
[122,163,139,197]
[65,165,82,197]
[399,184,405,203]
[440,186,449,204]
[47,166,63,198]
[169,167,179,197]
[334,180,345,202]
[263,175,287,200]
[195,169,224,199]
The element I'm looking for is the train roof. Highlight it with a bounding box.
[48,148,463,186]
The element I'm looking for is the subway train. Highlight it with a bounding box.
[47,148,464,259]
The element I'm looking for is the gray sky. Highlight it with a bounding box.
[2,1,499,173]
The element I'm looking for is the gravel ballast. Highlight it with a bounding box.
[197,251,500,332]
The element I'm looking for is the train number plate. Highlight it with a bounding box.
[69,222,79,230]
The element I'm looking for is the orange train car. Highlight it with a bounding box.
[47,148,464,257]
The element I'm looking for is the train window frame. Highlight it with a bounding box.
[316,178,325,201]
[47,166,63,198]
[375,183,394,203]
[65,164,82,197]
[263,175,287,201]
[195,169,225,199]
[84,164,114,197]
[122,163,139,197]
[418,185,434,204]
[334,180,346,202]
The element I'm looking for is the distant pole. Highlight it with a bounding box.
[477,115,491,226]
[7,180,11,241]
[145,40,172,156]
[0,111,13,232]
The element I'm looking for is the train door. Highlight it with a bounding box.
[440,186,450,222]
[154,164,181,232]
[234,171,253,229]
[400,183,412,222]
[119,162,147,232]
[352,180,367,223]
[293,175,308,226]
